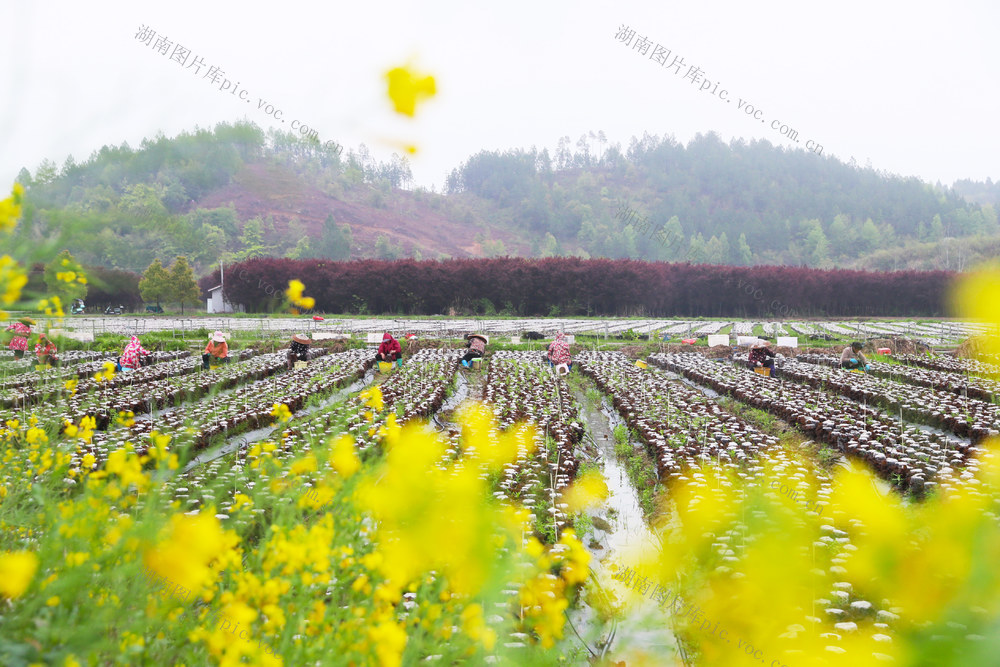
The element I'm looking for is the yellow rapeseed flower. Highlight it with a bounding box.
[270,403,292,423]
[0,550,39,599]
[0,255,28,306]
[560,469,609,513]
[367,619,407,666]
[385,65,437,117]
[286,279,305,302]
[360,386,384,413]
[952,262,1000,357]
[331,434,361,478]
[0,184,23,233]
[144,514,237,595]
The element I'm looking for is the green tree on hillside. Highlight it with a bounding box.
[539,233,559,258]
[119,183,168,224]
[805,225,830,267]
[374,234,401,260]
[828,214,852,254]
[233,218,272,261]
[138,258,171,308]
[929,214,945,242]
[310,215,352,260]
[687,233,707,264]
[705,234,726,265]
[286,236,311,259]
[659,216,685,261]
[168,256,201,315]
[736,233,753,265]
[859,218,880,253]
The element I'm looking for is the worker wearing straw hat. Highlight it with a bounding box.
[461,333,488,368]
[5,317,34,359]
[202,331,230,370]
[287,333,311,370]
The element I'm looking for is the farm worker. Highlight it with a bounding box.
[34,333,59,366]
[5,317,33,359]
[119,335,150,372]
[748,339,777,376]
[546,332,573,372]
[202,331,229,369]
[287,333,311,370]
[461,333,488,368]
[376,332,402,365]
[841,342,869,371]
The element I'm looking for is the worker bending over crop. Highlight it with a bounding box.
[748,339,777,376]
[461,333,488,368]
[119,335,150,372]
[841,342,869,371]
[202,331,229,369]
[287,334,311,370]
[376,332,402,365]
[546,332,573,372]
[5,317,33,359]
[35,333,59,367]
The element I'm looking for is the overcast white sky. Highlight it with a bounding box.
[2,0,997,192]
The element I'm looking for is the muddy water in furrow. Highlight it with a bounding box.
[569,384,681,663]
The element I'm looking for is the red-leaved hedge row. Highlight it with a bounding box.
[201,258,954,318]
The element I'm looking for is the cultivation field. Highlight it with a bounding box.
[44,316,989,348]
[2,326,1000,666]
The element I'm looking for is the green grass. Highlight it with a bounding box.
[610,424,660,519]
[718,397,810,450]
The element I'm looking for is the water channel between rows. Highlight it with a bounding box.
[181,367,376,474]
[568,383,681,663]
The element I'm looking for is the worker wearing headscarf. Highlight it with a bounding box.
[34,333,59,366]
[546,332,572,369]
[5,317,33,359]
[119,335,150,371]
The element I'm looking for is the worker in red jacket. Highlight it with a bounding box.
[376,332,402,365]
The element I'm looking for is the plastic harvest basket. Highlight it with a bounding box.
[378,361,393,373]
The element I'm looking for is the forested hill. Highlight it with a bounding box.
[10,121,997,276]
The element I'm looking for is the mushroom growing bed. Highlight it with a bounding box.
[772,358,1000,444]
[650,353,982,495]
[895,353,1000,379]
[278,348,461,456]
[482,351,584,532]
[578,352,780,480]
[795,353,1000,403]
[0,351,196,408]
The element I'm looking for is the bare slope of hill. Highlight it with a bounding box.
[198,162,527,259]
